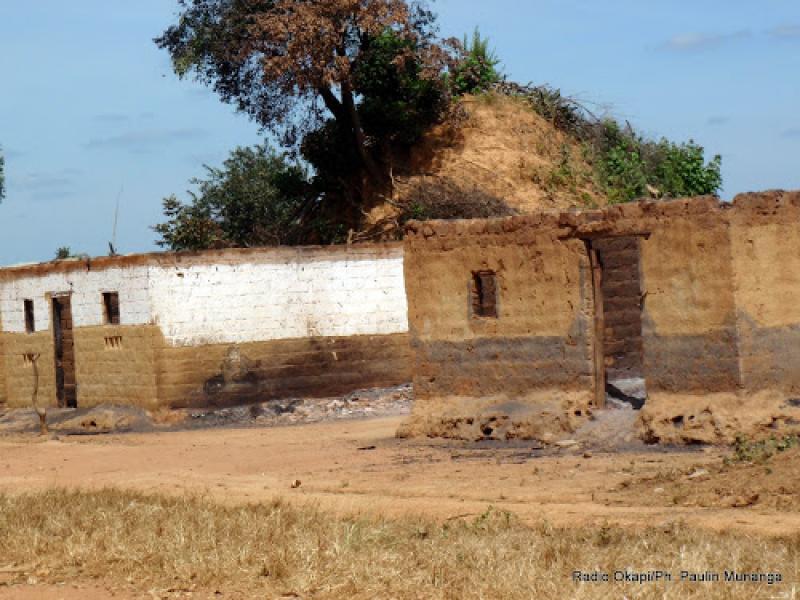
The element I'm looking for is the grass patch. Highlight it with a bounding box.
[729,434,800,464]
[0,488,796,598]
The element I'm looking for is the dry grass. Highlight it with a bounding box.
[0,488,797,598]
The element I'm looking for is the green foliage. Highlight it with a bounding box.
[593,122,649,204]
[300,28,451,230]
[55,247,75,260]
[449,28,501,96]
[648,138,723,198]
[728,434,800,464]
[354,30,450,146]
[593,121,722,204]
[498,82,723,203]
[303,28,449,183]
[155,2,723,237]
[153,145,326,251]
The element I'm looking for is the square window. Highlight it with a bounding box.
[24,300,35,333]
[471,271,498,318]
[103,292,120,325]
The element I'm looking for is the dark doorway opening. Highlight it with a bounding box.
[590,237,647,409]
[52,295,77,408]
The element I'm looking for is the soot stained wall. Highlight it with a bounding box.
[0,244,410,409]
[403,191,800,440]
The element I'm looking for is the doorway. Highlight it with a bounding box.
[52,295,77,408]
[589,236,647,409]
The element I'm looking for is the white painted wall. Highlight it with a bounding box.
[148,248,408,346]
[0,247,409,346]
[0,266,151,333]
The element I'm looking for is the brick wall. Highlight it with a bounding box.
[0,244,410,408]
[158,333,411,409]
[147,245,407,346]
[594,237,644,381]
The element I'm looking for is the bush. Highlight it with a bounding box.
[449,28,501,96]
[153,145,317,250]
[593,120,722,203]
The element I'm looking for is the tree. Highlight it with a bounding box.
[156,0,445,184]
[153,145,320,251]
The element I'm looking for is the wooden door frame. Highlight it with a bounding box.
[582,232,651,409]
[583,240,606,409]
[50,292,77,408]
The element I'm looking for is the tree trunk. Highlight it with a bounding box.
[339,81,384,183]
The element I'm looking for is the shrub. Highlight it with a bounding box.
[592,120,722,204]
[729,434,800,464]
[153,145,317,250]
[449,28,501,96]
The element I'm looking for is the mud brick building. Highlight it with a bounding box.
[401,191,800,442]
[0,244,409,410]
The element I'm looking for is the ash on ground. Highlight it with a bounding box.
[0,385,413,436]
[184,384,412,430]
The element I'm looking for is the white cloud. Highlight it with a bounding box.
[85,129,208,152]
[661,30,751,51]
[768,24,800,39]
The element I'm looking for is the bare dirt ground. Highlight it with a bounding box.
[1,413,798,537]
[1,400,799,599]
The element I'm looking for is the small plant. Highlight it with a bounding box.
[470,506,516,533]
[55,246,74,260]
[728,434,800,464]
[449,28,501,96]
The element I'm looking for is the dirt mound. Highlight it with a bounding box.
[618,446,800,511]
[639,391,800,445]
[366,94,606,226]
[396,391,592,442]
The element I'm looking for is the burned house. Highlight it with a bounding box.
[401,191,800,443]
[0,244,409,410]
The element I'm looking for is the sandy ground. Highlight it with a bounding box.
[1,416,798,539]
[2,415,800,598]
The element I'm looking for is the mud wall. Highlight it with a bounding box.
[730,191,800,393]
[404,192,800,441]
[402,217,595,440]
[1,332,56,409]
[634,200,741,393]
[0,244,411,409]
[0,261,159,409]
[72,326,162,410]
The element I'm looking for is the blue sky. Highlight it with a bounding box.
[1,0,798,265]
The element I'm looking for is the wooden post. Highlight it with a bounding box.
[29,353,48,435]
[585,241,606,409]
